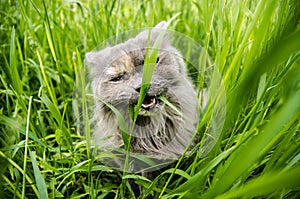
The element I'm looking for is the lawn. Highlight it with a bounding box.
[1,0,300,198]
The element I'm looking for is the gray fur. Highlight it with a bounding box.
[86,22,198,159]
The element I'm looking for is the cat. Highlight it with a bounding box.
[85,21,199,170]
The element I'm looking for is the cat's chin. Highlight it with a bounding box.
[135,115,151,126]
[137,106,162,116]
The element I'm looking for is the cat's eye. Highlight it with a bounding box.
[140,57,159,65]
[110,74,125,82]
[156,57,159,63]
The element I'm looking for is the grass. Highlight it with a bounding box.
[1,0,300,198]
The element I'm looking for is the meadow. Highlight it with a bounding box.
[1,0,300,198]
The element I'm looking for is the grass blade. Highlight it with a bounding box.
[21,96,32,199]
[166,146,236,197]
[29,150,48,199]
[9,27,22,94]
[217,166,300,199]
[204,89,300,198]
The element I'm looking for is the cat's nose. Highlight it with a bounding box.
[135,86,141,93]
[135,85,150,93]
[135,85,153,95]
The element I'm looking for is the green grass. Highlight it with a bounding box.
[1,0,300,198]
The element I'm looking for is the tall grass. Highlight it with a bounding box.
[1,0,300,198]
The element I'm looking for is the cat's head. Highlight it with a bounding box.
[86,21,198,156]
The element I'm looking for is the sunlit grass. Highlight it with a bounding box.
[1,0,300,198]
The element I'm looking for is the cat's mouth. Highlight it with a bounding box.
[141,96,157,110]
[136,95,162,116]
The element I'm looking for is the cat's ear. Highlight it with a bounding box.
[152,21,169,46]
[85,49,109,77]
[85,48,111,67]
[154,21,167,29]
[135,21,169,46]
[152,21,168,40]
[85,51,98,68]
[85,51,98,77]
[85,51,94,63]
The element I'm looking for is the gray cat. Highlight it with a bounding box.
[86,22,198,161]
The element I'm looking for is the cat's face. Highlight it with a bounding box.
[86,22,198,156]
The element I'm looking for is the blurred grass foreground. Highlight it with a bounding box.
[1,0,300,198]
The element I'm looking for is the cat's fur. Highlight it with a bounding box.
[86,22,198,160]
